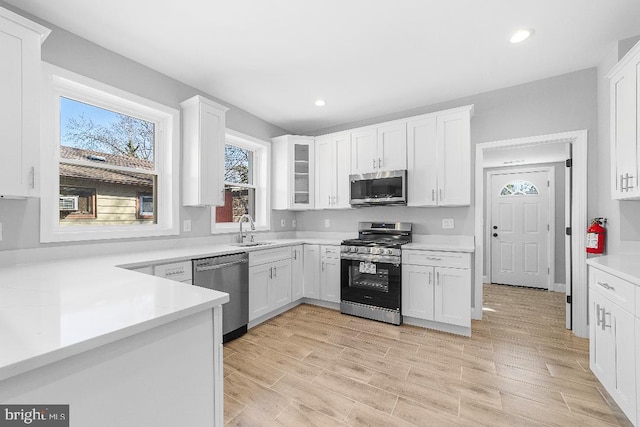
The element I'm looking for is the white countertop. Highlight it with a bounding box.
[405,235,475,253]
[0,238,343,382]
[0,235,471,382]
[586,253,640,286]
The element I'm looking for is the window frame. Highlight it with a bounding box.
[211,130,270,234]
[40,63,180,242]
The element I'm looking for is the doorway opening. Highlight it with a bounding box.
[474,130,588,338]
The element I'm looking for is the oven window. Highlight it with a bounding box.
[348,263,390,292]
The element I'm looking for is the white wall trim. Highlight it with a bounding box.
[475,130,588,338]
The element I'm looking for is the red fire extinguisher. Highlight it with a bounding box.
[586,218,607,254]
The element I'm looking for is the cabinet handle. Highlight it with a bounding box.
[332,196,336,205]
[596,304,603,327]
[378,157,382,168]
[626,173,634,191]
[436,271,440,284]
[274,266,277,278]
[29,167,35,189]
[269,267,273,279]
[425,257,442,261]
[620,174,625,191]
[597,281,615,291]
[602,310,611,330]
[432,189,435,201]
[328,195,331,205]
[372,158,376,169]
[293,250,297,260]
[429,271,433,285]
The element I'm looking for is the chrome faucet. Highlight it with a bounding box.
[238,214,255,243]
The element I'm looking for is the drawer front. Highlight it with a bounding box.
[591,267,636,314]
[249,246,291,267]
[402,250,471,268]
[321,245,340,259]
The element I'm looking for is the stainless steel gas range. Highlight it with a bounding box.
[340,222,412,325]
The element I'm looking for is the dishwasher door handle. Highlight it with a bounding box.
[195,259,248,272]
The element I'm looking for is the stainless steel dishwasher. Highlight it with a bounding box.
[193,252,249,343]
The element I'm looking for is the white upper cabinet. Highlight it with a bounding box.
[0,7,50,198]
[315,133,351,209]
[407,106,473,207]
[272,135,315,210]
[607,40,640,200]
[180,95,228,206]
[351,122,407,174]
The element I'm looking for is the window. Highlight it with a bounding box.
[40,63,180,242]
[212,131,270,233]
[499,180,539,196]
[215,145,255,223]
[137,193,155,219]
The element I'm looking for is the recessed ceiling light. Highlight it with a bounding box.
[314,99,326,107]
[510,29,533,44]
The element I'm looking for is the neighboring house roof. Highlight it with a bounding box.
[59,146,154,187]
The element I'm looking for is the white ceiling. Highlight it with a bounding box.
[8,0,640,134]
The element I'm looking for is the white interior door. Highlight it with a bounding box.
[491,170,550,289]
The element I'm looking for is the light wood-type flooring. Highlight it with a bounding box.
[223,284,632,426]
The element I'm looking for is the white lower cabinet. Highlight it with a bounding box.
[402,250,471,330]
[248,248,292,322]
[588,266,637,425]
[303,245,320,299]
[320,245,341,303]
[291,245,304,301]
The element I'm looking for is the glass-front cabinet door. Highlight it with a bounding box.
[293,143,311,206]
[271,135,315,210]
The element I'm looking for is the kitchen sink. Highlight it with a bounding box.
[233,242,273,247]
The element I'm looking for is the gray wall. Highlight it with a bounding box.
[0,2,295,251]
[299,69,598,246]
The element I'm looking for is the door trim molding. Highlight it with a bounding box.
[474,130,588,338]
[486,166,555,289]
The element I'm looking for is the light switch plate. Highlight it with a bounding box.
[280,219,285,227]
[442,218,454,229]
[183,220,192,232]
[324,219,331,228]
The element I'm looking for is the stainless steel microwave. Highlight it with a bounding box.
[349,170,407,206]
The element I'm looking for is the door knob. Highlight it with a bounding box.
[493,233,498,237]
[493,225,498,229]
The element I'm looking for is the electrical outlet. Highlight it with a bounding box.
[183,220,192,232]
[324,219,331,228]
[280,218,285,227]
[292,219,297,228]
[442,218,454,229]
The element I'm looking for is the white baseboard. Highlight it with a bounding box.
[550,283,566,293]
[482,275,489,284]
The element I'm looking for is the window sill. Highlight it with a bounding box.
[41,224,179,243]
